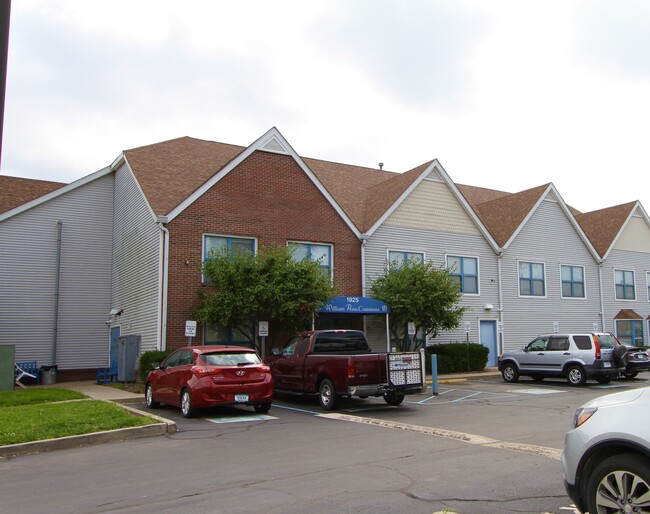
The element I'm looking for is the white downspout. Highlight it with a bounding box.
[497,251,504,354]
[159,223,170,351]
[360,236,368,335]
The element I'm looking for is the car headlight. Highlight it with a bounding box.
[573,406,598,428]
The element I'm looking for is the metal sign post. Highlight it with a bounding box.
[258,321,269,357]
[185,320,197,346]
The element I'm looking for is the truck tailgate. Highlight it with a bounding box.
[349,354,385,384]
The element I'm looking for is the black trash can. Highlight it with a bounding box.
[41,365,58,385]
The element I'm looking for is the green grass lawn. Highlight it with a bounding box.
[0,388,157,446]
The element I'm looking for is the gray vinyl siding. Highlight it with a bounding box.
[600,249,650,343]
[0,174,114,369]
[499,199,602,352]
[111,162,162,354]
[364,225,500,352]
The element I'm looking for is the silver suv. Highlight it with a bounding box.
[563,387,650,513]
[498,332,628,386]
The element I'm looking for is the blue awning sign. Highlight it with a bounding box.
[318,296,391,314]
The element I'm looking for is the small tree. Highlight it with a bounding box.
[194,244,336,350]
[370,259,467,351]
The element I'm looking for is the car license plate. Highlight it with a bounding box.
[234,394,249,403]
[604,362,611,368]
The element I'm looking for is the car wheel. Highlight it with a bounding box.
[318,378,339,411]
[531,374,544,382]
[596,377,611,384]
[254,403,271,414]
[586,453,650,514]
[180,388,195,418]
[145,383,160,408]
[613,344,629,368]
[384,392,405,406]
[623,370,639,380]
[501,363,519,383]
[566,365,587,386]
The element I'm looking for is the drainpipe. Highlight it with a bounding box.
[52,221,63,365]
[159,223,170,351]
[497,251,504,354]
[360,235,368,334]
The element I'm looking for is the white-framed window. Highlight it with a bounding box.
[560,265,585,299]
[647,271,650,301]
[202,234,256,283]
[614,269,636,300]
[387,250,424,269]
[288,241,333,279]
[518,261,546,297]
[447,255,479,295]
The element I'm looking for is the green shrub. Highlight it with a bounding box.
[425,343,488,374]
[139,349,172,382]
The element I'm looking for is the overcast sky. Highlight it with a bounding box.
[2,0,649,214]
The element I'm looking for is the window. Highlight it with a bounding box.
[519,261,545,297]
[647,271,650,301]
[561,265,585,298]
[204,235,255,261]
[615,269,635,300]
[616,319,644,346]
[288,242,332,278]
[388,250,424,268]
[204,322,253,347]
[447,256,479,294]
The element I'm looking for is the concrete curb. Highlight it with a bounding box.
[0,401,177,459]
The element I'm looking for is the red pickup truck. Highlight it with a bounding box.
[268,329,425,410]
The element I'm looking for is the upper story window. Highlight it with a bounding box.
[447,255,479,294]
[615,269,635,300]
[388,250,424,269]
[288,242,333,279]
[519,261,545,297]
[204,235,255,261]
[561,265,585,298]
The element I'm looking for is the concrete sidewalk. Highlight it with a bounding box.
[50,380,145,403]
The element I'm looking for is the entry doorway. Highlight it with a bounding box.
[480,320,498,366]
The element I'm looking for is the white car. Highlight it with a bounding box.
[562,387,650,513]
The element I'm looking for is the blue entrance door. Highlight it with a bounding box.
[480,320,498,366]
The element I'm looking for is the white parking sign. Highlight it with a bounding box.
[185,320,197,337]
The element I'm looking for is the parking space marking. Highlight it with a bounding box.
[414,387,519,405]
[204,414,276,424]
[272,404,321,415]
[318,412,562,461]
[510,389,565,395]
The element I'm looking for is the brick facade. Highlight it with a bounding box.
[164,150,362,351]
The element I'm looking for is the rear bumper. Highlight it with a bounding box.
[348,384,423,397]
[193,377,274,408]
[585,361,625,378]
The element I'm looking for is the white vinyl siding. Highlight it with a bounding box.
[112,162,162,354]
[0,174,115,368]
[499,199,602,352]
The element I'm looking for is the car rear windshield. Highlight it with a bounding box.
[313,332,369,353]
[200,352,261,366]
[595,334,618,349]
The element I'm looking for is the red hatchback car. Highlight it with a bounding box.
[145,346,274,417]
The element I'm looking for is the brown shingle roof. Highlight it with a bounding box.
[575,202,637,257]
[0,175,67,215]
[123,136,246,217]
[614,309,643,320]
[458,183,550,247]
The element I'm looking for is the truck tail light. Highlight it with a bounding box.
[348,358,355,379]
[593,336,602,360]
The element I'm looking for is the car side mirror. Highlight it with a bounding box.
[151,362,161,370]
[271,348,280,356]
[522,346,528,352]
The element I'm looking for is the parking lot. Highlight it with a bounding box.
[2,375,648,514]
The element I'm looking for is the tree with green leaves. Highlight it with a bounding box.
[370,259,467,351]
[194,244,337,350]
